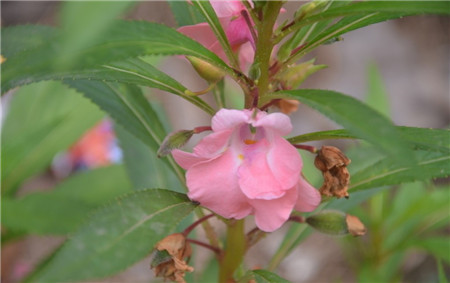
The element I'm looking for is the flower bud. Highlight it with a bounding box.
[151,233,193,283]
[157,130,195,158]
[248,62,261,81]
[314,146,351,198]
[186,56,224,83]
[0,55,6,64]
[306,210,366,237]
[274,99,300,114]
[276,59,326,89]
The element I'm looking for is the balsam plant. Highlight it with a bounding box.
[1,1,449,282]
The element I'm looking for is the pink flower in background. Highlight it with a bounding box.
[173,109,321,232]
[179,0,255,69]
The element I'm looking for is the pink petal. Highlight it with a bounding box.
[249,187,298,232]
[294,177,321,212]
[186,149,252,219]
[212,109,249,132]
[254,112,292,136]
[172,149,206,170]
[267,136,302,190]
[193,129,233,158]
[238,140,286,200]
[210,0,245,17]
[226,17,255,49]
[178,23,218,51]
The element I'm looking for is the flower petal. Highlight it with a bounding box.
[294,177,321,212]
[238,140,285,200]
[172,149,206,170]
[249,187,298,232]
[186,149,252,219]
[178,23,217,51]
[210,0,245,17]
[193,129,232,158]
[267,136,302,191]
[253,112,292,136]
[212,109,249,132]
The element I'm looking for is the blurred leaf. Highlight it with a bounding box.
[114,123,182,191]
[350,151,450,192]
[58,1,134,68]
[1,25,57,58]
[2,165,132,234]
[276,89,413,164]
[249,269,291,283]
[64,81,186,183]
[1,81,103,195]
[288,127,450,154]
[32,189,196,282]
[366,62,390,118]
[438,259,449,283]
[168,0,205,26]
[2,21,233,93]
[411,237,450,263]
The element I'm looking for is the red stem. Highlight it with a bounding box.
[293,144,318,153]
[183,213,215,236]
[193,126,212,134]
[288,215,306,223]
[186,238,222,255]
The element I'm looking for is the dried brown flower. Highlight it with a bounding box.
[346,214,367,236]
[314,146,351,198]
[151,233,194,283]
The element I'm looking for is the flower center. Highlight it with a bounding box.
[244,139,257,145]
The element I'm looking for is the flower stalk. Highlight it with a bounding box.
[219,219,246,283]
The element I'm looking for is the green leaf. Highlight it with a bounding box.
[65,81,186,183]
[2,21,233,93]
[350,151,450,192]
[1,81,103,195]
[438,259,449,283]
[32,189,197,282]
[168,0,205,27]
[1,165,132,234]
[250,269,291,283]
[288,127,450,154]
[411,237,450,263]
[366,62,390,118]
[191,0,240,69]
[114,123,182,191]
[276,89,413,164]
[1,25,57,58]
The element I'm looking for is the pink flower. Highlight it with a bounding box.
[178,0,255,69]
[173,109,321,232]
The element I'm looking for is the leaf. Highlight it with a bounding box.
[366,62,390,118]
[1,25,57,58]
[65,81,186,183]
[32,189,197,282]
[168,0,205,27]
[288,127,450,154]
[114,123,182,191]
[276,89,413,164]
[1,165,132,234]
[42,58,215,115]
[250,269,291,283]
[191,0,240,69]
[2,21,233,93]
[350,151,450,193]
[411,238,450,263]
[1,81,103,195]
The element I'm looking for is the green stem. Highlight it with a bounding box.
[247,1,283,108]
[219,219,246,283]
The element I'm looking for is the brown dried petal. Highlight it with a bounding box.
[346,214,367,237]
[315,146,351,199]
[275,99,300,114]
[152,233,193,283]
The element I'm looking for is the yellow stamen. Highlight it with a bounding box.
[244,139,257,145]
[238,154,244,160]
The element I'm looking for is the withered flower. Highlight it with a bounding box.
[151,233,193,283]
[346,214,367,237]
[314,146,351,198]
[274,99,300,114]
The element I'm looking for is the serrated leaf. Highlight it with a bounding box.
[350,151,450,192]
[250,269,291,283]
[288,127,450,154]
[1,165,132,234]
[2,21,233,93]
[1,25,57,58]
[1,81,103,195]
[32,189,196,282]
[168,0,205,27]
[276,89,413,164]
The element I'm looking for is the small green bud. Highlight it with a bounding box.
[306,210,348,236]
[157,130,194,157]
[276,59,327,89]
[306,210,366,237]
[248,62,261,81]
[186,56,224,83]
